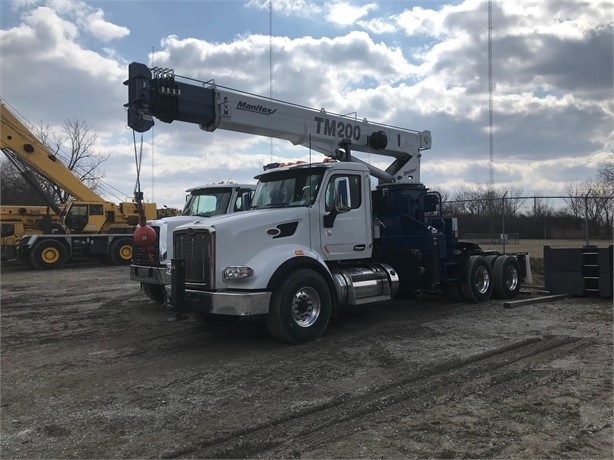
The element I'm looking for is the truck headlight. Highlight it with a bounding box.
[223,266,254,281]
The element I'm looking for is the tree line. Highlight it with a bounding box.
[440,157,614,240]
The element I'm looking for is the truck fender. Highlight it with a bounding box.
[225,242,322,287]
[24,235,72,253]
[267,256,337,309]
[19,234,72,256]
[18,234,38,248]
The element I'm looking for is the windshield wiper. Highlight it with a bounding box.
[265,202,291,208]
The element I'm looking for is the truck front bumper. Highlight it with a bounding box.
[183,289,271,316]
[130,264,170,286]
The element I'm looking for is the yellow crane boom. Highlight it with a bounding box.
[1,102,103,203]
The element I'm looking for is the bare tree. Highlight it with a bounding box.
[0,159,52,205]
[564,179,613,237]
[447,183,524,216]
[0,118,108,205]
[593,180,613,236]
[598,148,614,184]
[45,118,109,203]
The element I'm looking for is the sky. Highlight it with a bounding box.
[1,0,612,209]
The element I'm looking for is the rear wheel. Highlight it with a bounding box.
[142,283,166,305]
[266,269,332,343]
[30,239,67,270]
[460,255,493,303]
[485,254,499,268]
[493,255,521,299]
[109,237,133,265]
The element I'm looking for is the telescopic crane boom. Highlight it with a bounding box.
[124,62,431,184]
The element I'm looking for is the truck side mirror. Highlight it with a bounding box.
[240,191,252,211]
[324,177,351,228]
[334,177,351,213]
[424,194,439,213]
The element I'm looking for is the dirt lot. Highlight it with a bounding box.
[1,246,612,459]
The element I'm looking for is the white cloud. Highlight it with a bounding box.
[246,0,321,16]
[1,0,612,206]
[396,6,442,37]
[85,10,129,41]
[357,17,397,34]
[0,5,126,111]
[327,1,378,27]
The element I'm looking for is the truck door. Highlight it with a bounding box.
[64,204,88,232]
[320,173,371,260]
[64,203,105,233]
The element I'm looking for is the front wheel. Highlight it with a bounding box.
[460,255,493,303]
[109,237,133,265]
[141,283,166,305]
[29,239,67,270]
[266,269,332,344]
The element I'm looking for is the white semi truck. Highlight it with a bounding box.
[125,62,530,343]
[131,182,255,305]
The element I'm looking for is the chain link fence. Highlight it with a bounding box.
[443,195,613,244]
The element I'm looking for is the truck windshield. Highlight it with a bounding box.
[182,189,232,217]
[252,168,324,209]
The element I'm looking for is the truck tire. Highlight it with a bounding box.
[266,269,332,344]
[30,239,67,270]
[141,283,166,305]
[109,237,133,265]
[492,255,521,299]
[485,254,499,267]
[460,255,493,303]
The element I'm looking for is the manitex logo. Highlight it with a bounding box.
[236,101,277,115]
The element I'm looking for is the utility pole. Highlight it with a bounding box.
[488,0,494,188]
[488,0,495,241]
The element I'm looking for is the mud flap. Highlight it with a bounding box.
[523,253,533,285]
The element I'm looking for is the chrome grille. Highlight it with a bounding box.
[174,230,213,286]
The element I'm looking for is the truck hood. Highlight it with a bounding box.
[149,215,208,262]
[173,207,315,290]
[173,207,309,236]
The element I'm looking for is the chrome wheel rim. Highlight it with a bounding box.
[505,265,519,291]
[475,265,490,294]
[291,286,321,328]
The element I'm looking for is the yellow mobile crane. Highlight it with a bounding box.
[1,205,63,261]
[0,102,157,269]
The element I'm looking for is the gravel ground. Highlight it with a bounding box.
[1,261,612,459]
